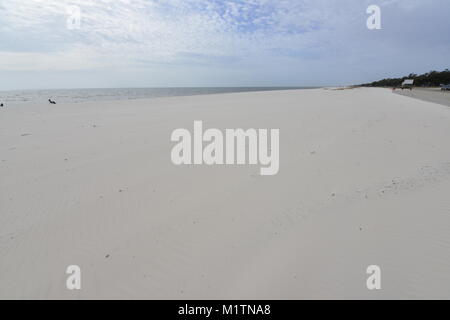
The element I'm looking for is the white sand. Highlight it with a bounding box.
[1,88,450,299]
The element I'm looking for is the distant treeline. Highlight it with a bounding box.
[362,69,450,87]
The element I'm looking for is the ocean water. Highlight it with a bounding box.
[0,87,312,105]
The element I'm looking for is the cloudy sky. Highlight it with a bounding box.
[0,0,449,90]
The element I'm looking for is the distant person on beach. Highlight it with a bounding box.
[0,103,3,107]
[48,99,56,104]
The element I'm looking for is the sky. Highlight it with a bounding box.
[0,0,449,90]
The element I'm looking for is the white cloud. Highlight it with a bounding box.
[0,0,449,87]
[0,0,340,70]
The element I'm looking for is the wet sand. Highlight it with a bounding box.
[394,87,450,107]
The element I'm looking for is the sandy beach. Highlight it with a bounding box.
[1,87,450,299]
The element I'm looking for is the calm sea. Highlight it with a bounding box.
[0,87,313,105]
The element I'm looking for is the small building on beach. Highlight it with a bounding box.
[401,79,414,89]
